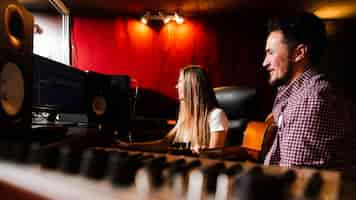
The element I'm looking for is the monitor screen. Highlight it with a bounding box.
[32,54,86,114]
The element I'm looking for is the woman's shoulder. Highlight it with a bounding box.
[209,107,228,121]
[208,107,229,132]
[209,107,227,116]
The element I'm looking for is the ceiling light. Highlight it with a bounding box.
[140,11,149,24]
[174,13,184,24]
[314,4,356,19]
[141,17,148,24]
[163,17,171,24]
[140,11,184,24]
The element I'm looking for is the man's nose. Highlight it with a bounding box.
[262,59,267,68]
[262,57,269,68]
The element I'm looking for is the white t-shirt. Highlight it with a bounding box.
[208,108,229,133]
[173,108,229,143]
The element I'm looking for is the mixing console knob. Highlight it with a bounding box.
[58,146,83,174]
[0,140,11,160]
[40,147,60,169]
[9,142,30,163]
[106,151,156,187]
[80,148,109,179]
[27,142,41,165]
[0,141,30,163]
[106,151,136,187]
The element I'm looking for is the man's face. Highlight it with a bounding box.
[263,31,293,86]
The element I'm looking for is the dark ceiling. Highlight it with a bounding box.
[57,0,304,16]
[19,0,356,19]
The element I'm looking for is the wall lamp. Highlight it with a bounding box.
[141,11,184,25]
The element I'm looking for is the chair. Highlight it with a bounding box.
[214,86,258,146]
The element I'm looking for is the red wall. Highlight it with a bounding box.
[71,15,274,119]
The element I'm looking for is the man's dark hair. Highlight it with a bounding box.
[267,12,328,65]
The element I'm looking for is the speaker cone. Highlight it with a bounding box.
[0,62,24,116]
[92,95,107,117]
[4,4,25,50]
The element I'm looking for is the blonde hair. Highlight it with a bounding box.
[173,65,218,149]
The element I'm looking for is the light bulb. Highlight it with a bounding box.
[141,17,148,24]
[174,13,184,24]
[164,17,171,24]
[176,16,184,24]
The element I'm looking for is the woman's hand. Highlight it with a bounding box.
[198,147,224,158]
[114,140,131,149]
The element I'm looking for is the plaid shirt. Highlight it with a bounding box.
[264,68,356,170]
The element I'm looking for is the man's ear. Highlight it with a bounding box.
[292,44,308,63]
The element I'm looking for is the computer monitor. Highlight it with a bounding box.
[32,54,86,114]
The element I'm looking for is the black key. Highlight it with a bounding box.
[236,166,285,200]
[145,156,169,188]
[202,162,226,194]
[184,159,202,170]
[169,159,202,191]
[144,156,167,166]
[223,164,243,176]
[304,172,323,199]
[279,170,297,185]
[168,158,187,175]
[277,170,297,198]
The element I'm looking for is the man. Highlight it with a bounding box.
[262,11,356,171]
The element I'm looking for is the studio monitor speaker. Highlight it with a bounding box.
[85,71,131,138]
[0,0,33,131]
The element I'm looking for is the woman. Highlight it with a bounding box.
[117,65,229,154]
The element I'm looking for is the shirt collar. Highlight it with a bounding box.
[275,67,318,103]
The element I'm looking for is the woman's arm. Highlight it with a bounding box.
[209,130,227,148]
[115,125,177,153]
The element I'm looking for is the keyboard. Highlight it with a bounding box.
[0,141,348,200]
